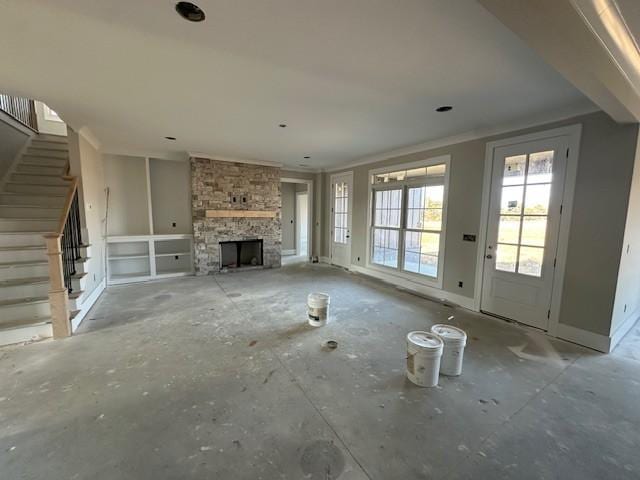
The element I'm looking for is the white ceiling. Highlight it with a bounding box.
[0,0,592,169]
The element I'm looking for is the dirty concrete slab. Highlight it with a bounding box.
[0,263,638,479]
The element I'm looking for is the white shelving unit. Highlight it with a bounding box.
[105,156,194,286]
[107,234,194,285]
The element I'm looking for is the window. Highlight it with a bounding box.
[370,158,448,282]
[496,151,553,277]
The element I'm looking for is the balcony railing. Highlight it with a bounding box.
[0,93,38,131]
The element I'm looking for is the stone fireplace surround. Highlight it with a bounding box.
[191,157,281,275]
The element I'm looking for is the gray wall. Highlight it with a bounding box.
[322,111,639,336]
[281,182,296,251]
[0,114,31,181]
[150,159,192,234]
[68,129,107,297]
[104,155,151,236]
[611,134,640,336]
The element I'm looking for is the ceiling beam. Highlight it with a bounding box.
[479,0,640,123]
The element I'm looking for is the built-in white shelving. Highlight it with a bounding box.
[107,234,194,285]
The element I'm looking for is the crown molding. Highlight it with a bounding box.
[323,103,600,173]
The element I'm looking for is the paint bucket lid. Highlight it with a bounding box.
[407,331,443,350]
[308,293,330,307]
[431,324,467,345]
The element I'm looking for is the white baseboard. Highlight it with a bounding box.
[71,278,106,333]
[555,323,610,353]
[319,256,331,264]
[348,264,475,310]
[282,249,296,256]
[609,310,640,352]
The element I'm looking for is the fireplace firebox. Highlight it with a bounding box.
[219,239,263,270]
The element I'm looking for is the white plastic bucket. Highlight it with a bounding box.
[430,324,467,376]
[406,331,444,387]
[307,293,330,327]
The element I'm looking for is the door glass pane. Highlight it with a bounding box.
[498,216,520,244]
[527,151,554,184]
[334,181,349,245]
[500,186,524,214]
[503,155,526,185]
[520,216,547,247]
[496,244,518,273]
[524,184,551,215]
[518,247,544,276]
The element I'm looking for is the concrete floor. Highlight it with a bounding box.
[1,263,639,479]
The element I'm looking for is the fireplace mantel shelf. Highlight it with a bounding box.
[206,209,277,219]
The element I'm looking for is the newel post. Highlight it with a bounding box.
[44,234,71,338]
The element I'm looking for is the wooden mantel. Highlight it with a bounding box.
[205,209,277,219]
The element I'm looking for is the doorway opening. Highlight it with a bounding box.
[280,177,313,264]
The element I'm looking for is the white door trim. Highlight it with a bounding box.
[473,124,582,335]
[329,171,353,267]
[281,177,313,259]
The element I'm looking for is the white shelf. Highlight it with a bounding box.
[107,234,194,285]
[109,254,150,260]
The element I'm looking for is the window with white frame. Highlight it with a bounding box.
[370,159,448,281]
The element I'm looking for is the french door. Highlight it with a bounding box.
[481,136,568,330]
[330,172,353,268]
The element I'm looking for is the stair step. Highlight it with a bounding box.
[0,232,49,248]
[0,192,66,207]
[0,295,50,323]
[28,143,69,152]
[34,134,67,144]
[0,205,60,219]
[15,164,66,176]
[0,218,59,233]
[0,276,49,287]
[0,277,49,302]
[10,174,70,185]
[4,182,70,195]
[24,149,68,159]
[20,156,67,167]
[0,318,52,346]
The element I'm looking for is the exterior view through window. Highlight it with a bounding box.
[370,162,447,280]
[496,150,553,277]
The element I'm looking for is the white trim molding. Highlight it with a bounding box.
[555,323,610,353]
[609,311,640,353]
[473,125,582,340]
[71,278,106,333]
[349,264,475,310]
[282,249,296,256]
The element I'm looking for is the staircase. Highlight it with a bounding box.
[0,134,89,346]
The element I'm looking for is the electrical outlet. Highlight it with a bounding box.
[172,222,177,228]
[458,281,463,288]
[357,256,360,262]
[175,255,179,260]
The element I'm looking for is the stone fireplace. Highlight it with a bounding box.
[191,158,281,274]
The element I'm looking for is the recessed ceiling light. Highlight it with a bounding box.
[164,136,177,140]
[435,106,453,112]
[303,156,310,159]
[279,124,287,128]
[299,164,308,167]
[175,2,206,22]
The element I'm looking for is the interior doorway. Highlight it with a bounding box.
[280,177,313,263]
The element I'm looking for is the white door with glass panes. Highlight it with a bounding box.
[481,136,568,330]
[330,172,353,268]
[370,160,448,286]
